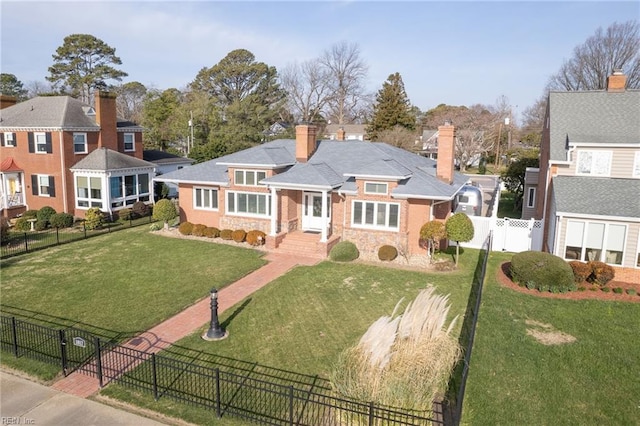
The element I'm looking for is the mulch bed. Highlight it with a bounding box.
[497,262,640,303]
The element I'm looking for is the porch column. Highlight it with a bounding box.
[270,187,278,236]
[320,189,328,242]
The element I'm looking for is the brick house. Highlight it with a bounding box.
[0,91,155,219]
[156,123,468,259]
[525,70,640,282]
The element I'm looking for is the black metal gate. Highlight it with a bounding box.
[62,327,97,376]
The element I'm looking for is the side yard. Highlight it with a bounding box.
[463,252,640,425]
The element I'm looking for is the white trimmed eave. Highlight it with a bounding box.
[568,142,640,148]
[0,126,67,132]
[216,162,295,169]
[343,173,411,181]
[262,181,336,191]
[556,211,640,223]
[154,177,229,187]
[72,166,156,174]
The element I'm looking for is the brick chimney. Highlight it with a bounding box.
[337,127,346,141]
[607,69,626,92]
[436,121,455,184]
[95,90,118,150]
[0,95,17,110]
[296,124,317,163]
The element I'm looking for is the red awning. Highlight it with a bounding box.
[0,157,23,172]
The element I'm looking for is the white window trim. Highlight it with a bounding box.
[526,187,536,208]
[575,150,612,177]
[563,219,627,265]
[193,187,219,211]
[351,200,400,231]
[73,132,88,154]
[364,181,388,195]
[633,151,640,178]
[4,132,15,147]
[226,190,271,218]
[35,132,47,154]
[36,174,51,197]
[123,133,135,152]
[75,175,103,209]
[234,169,267,187]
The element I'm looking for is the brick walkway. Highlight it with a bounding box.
[51,252,320,397]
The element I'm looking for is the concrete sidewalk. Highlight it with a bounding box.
[0,371,166,426]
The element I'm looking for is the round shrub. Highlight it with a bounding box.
[232,229,246,243]
[220,229,233,240]
[35,220,48,231]
[14,217,31,231]
[149,222,162,231]
[330,241,359,262]
[192,224,207,237]
[132,201,150,218]
[510,251,574,293]
[152,199,177,226]
[246,230,266,246]
[378,245,398,261]
[84,207,105,230]
[178,221,194,235]
[49,213,74,228]
[587,261,615,286]
[568,261,591,284]
[22,210,38,220]
[36,206,57,228]
[118,208,133,221]
[204,227,220,238]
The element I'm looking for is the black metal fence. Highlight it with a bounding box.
[1,215,155,259]
[443,232,492,425]
[0,314,444,425]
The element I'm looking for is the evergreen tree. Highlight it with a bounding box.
[0,73,28,100]
[47,34,127,103]
[367,72,415,141]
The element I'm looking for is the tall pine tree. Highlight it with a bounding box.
[367,72,415,141]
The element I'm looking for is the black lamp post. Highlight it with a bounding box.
[202,288,227,341]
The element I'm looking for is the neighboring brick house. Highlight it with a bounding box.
[0,91,155,219]
[526,70,640,282]
[156,123,468,259]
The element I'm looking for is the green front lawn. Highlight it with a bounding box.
[0,226,266,336]
[463,252,640,425]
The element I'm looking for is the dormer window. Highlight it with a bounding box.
[364,182,388,195]
[235,170,266,186]
[576,150,611,176]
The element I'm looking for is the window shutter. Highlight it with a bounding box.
[45,132,53,153]
[28,133,35,153]
[31,175,38,195]
[49,177,56,197]
[12,133,17,147]
[0,133,4,146]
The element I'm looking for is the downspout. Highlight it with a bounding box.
[59,131,68,213]
[269,186,277,236]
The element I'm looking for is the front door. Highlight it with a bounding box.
[302,193,330,231]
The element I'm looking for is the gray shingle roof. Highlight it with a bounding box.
[0,96,143,130]
[71,148,155,171]
[548,90,640,161]
[143,150,194,166]
[158,138,467,200]
[553,175,640,218]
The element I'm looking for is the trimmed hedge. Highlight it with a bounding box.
[192,224,207,237]
[569,261,591,284]
[49,213,74,229]
[178,222,194,235]
[132,201,150,218]
[510,251,574,293]
[232,229,246,243]
[118,208,134,221]
[204,227,220,238]
[220,229,233,240]
[246,230,266,246]
[330,241,359,262]
[84,207,105,230]
[378,245,398,261]
[587,261,615,286]
[36,206,57,228]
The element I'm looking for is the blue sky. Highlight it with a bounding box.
[1,1,638,123]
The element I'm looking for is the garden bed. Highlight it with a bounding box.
[498,261,640,302]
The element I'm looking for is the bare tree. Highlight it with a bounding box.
[114,81,147,123]
[547,20,640,90]
[520,95,547,146]
[377,126,420,151]
[319,41,369,124]
[279,59,331,123]
[24,80,55,98]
